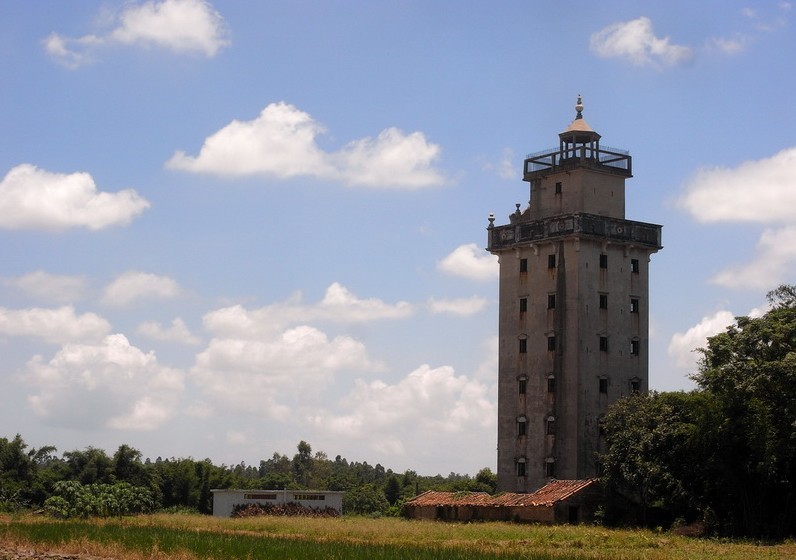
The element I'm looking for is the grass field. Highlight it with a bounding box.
[1,513,795,560]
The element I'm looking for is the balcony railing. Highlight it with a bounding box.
[487,213,662,252]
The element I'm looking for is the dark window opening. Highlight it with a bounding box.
[631,258,639,273]
[548,254,556,269]
[518,378,527,394]
[519,338,527,354]
[599,294,608,309]
[520,258,528,273]
[599,377,608,394]
[599,336,608,352]
[546,416,555,435]
[568,506,580,524]
[517,460,526,477]
[519,297,528,313]
[631,340,640,356]
[545,461,555,478]
[630,379,641,394]
[547,376,556,393]
[630,298,639,313]
[547,336,556,351]
[547,294,556,309]
[555,181,562,194]
[599,254,608,269]
[517,418,527,437]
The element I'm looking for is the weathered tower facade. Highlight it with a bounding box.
[487,98,662,492]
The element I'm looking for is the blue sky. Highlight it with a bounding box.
[1,0,794,476]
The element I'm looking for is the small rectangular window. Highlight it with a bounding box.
[631,340,640,356]
[630,379,641,394]
[545,461,555,478]
[547,377,556,393]
[546,418,555,435]
[517,419,527,437]
[548,254,556,269]
[519,339,527,354]
[517,461,526,477]
[630,298,639,313]
[547,294,556,309]
[599,378,608,394]
[519,297,528,313]
[631,259,639,273]
[518,378,527,394]
[599,294,608,309]
[555,181,562,194]
[600,254,608,269]
[599,336,608,352]
[520,258,528,273]
[547,336,556,351]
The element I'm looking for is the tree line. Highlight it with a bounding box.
[0,435,496,518]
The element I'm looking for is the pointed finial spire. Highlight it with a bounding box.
[575,94,584,120]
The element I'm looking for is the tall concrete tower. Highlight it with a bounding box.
[487,97,662,492]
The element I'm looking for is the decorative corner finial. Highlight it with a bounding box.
[575,94,584,120]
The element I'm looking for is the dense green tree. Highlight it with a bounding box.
[602,285,796,538]
[692,285,796,537]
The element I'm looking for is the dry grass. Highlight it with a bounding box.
[2,513,795,560]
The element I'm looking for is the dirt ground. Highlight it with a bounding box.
[0,546,112,560]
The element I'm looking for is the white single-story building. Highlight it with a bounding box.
[211,489,345,517]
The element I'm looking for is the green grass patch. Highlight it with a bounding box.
[1,514,794,560]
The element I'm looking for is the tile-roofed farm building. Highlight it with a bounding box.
[403,479,600,524]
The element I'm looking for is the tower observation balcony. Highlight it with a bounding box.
[523,144,632,181]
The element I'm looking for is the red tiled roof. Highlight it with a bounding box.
[404,490,493,507]
[404,479,598,508]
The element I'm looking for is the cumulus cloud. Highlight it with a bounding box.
[668,310,735,370]
[0,305,111,344]
[203,283,413,338]
[102,271,183,307]
[677,147,796,223]
[3,271,88,304]
[711,226,796,289]
[137,317,201,345]
[428,296,488,316]
[437,243,498,281]
[590,17,693,67]
[23,334,184,430]
[0,164,149,231]
[192,325,380,420]
[166,102,446,188]
[45,0,228,68]
[308,364,495,458]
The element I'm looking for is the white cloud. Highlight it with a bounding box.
[428,296,488,316]
[590,17,693,67]
[45,0,228,68]
[677,147,796,223]
[137,317,201,345]
[102,271,183,307]
[336,128,445,188]
[3,270,88,304]
[437,243,498,281]
[192,325,380,420]
[166,102,446,189]
[308,364,495,459]
[23,334,184,430]
[668,310,735,370]
[0,164,150,231]
[0,305,110,344]
[203,283,413,338]
[705,35,749,55]
[711,226,796,289]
